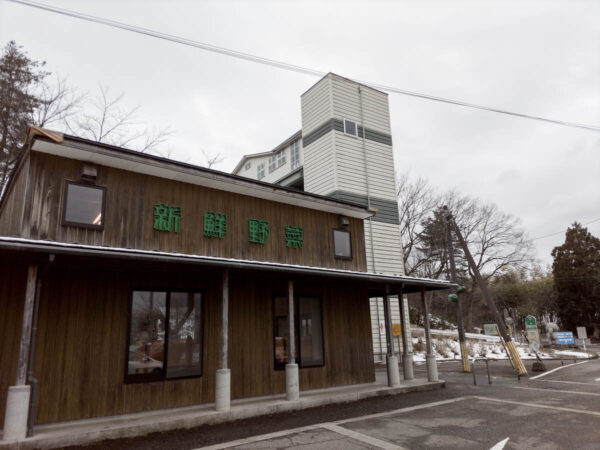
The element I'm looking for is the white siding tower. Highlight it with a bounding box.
[301,74,410,359]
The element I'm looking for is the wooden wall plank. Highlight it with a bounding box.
[18,153,367,272]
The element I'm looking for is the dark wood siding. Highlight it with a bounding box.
[0,154,30,236]
[17,152,367,271]
[16,261,374,424]
[0,259,28,426]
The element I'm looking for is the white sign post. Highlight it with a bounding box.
[577,326,587,351]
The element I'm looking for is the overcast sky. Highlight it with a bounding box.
[2,0,599,267]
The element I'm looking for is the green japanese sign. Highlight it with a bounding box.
[525,315,537,330]
[285,225,303,248]
[248,219,270,244]
[153,203,181,233]
[203,211,227,238]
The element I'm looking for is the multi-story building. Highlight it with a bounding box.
[234,73,411,361]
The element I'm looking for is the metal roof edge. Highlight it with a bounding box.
[0,237,455,290]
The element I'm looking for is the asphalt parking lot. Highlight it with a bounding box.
[64,357,600,450]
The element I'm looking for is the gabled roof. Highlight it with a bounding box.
[232,129,301,174]
[3,127,374,220]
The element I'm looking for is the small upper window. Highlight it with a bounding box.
[343,119,358,137]
[268,155,277,173]
[62,181,106,229]
[244,162,251,171]
[290,141,301,170]
[333,229,352,259]
[257,163,265,180]
[277,149,286,167]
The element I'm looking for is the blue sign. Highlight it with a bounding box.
[556,331,575,345]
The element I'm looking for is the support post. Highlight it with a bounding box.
[399,287,414,380]
[383,289,400,387]
[446,208,527,376]
[215,269,231,411]
[421,287,438,382]
[3,264,37,441]
[285,280,299,400]
[443,209,471,373]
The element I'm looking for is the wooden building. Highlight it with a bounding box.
[0,127,451,440]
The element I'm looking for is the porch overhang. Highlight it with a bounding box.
[0,237,455,295]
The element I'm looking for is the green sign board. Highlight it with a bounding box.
[525,315,537,330]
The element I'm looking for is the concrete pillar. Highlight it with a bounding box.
[3,386,31,441]
[215,269,230,411]
[421,286,438,382]
[285,363,299,401]
[386,356,400,387]
[382,290,400,387]
[426,354,439,382]
[3,264,38,441]
[286,281,299,401]
[215,369,231,411]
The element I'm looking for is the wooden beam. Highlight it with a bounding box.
[16,264,38,386]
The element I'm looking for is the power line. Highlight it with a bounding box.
[531,217,600,241]
[7,0,600,133]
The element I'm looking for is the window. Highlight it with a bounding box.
[62,181,106,229]
[333,229,352,259]
[257,162,265,180]
[290,140,300,170]
[126,290,203,382]
[268,155,277,173]
[343,119,358,137]
[244,162,251,171]
[277,149,286,167]
[273,295,324,369]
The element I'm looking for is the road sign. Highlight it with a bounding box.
[556,331,575,345]
[531,342,540,353]
[525,315,537,330]
[577,327,587,340]
[484,323,499,336]
[392,324,402,336]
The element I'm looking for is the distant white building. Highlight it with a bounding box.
[233,73,411,360]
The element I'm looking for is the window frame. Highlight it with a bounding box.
[272,294,325,370]
[124,288,205,384]
[61,180,107,230]
[290,141,300,170]
[268,155,277,173]
[257,162,265,180]
[332,228,353,260]
[343,119,358,137]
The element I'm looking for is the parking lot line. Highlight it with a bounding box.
[529,361,589,380]
[320,423,405,450]
[473,396,600,417]
[533,379,600,386]
[512,385,600,397]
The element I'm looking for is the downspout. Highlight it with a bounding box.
[26,254,54,437]
[358,86,376,273]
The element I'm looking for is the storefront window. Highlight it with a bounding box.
[127,290,202,382]
[273,295,323,369]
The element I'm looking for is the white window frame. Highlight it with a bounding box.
[277,149,286,167]
[268,155,277,173]
[257,162,265,180]
[290,141,300,170]
[343,119,358,137]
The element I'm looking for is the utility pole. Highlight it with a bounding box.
[443,206,471,373]
[445,207,528,376]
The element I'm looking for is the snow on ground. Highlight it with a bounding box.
[410,332,595,362]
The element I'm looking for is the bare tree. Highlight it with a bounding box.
[32,75,83,128]
[200,148,224,169]
[397,172,536,330]
[66,83,171,153]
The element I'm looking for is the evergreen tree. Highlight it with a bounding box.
[551,223,600,331]
[0,41,48,189]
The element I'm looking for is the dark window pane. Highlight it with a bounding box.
[298,297,323,367]
[166,293,202,378]
[333,229,352,258]
[128,291,167,376]
[64,183,104,226]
